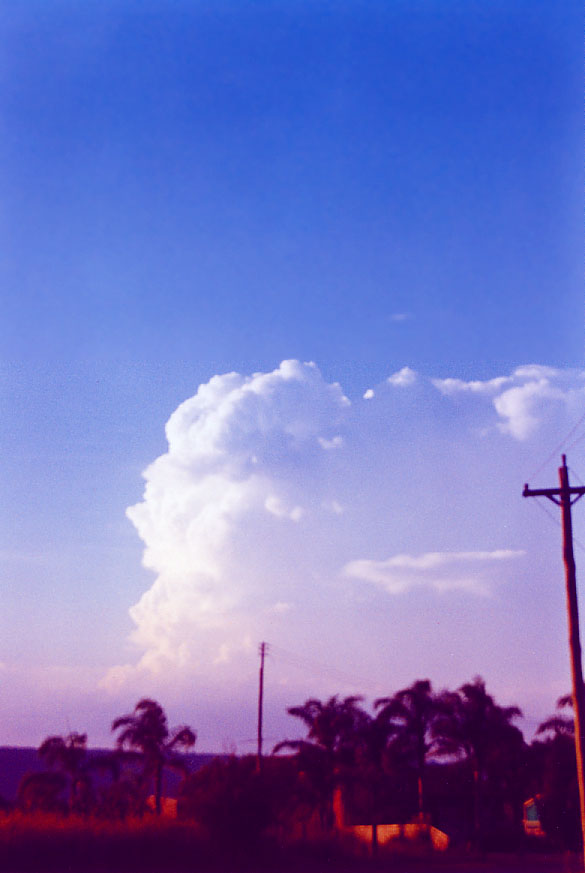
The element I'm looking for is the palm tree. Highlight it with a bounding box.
[537,694,574,739]
[274,695,366,830]
[375,679,440,818]
[437,676,524,844]
[112,699,196,815]
[351,709,396,853]
[38,731,92,813]
[533,695,579,849]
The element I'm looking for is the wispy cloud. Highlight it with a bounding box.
[343,550,525,597]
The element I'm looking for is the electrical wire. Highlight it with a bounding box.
[529,494,585,556]
[569,466,585,487]
[566,429,585,457]
[238,736,281,746]
[527,408,585,483]
[268,643,388,696]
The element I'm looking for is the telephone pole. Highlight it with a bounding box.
[257,642,267,771]
[523,455,585,857]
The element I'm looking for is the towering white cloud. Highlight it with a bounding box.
[117,360,351,676]
[104,361,585,724]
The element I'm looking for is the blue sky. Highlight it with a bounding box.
[0,0,583,750]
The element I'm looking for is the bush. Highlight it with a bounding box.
[179,755,297,853]
[0,813,211,872]
[179,757,269,847]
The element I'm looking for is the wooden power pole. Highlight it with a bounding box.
[257,641,267,771]
[524,455,585,857]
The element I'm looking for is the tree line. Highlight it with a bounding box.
[271,676,577,850]
[19,699,196,820]
[14,677,580,852]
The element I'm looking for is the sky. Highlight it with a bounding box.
[0,0,583,753]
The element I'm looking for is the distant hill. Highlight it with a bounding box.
[0,747,220,803]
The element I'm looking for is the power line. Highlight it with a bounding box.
[566,430,585,457]
[528,408,585,482]
[268,643,387,696]
[570,466,585,487]
[239,736,281,746]
[529,492,585,556]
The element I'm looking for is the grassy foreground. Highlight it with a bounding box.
[0,814,580,873]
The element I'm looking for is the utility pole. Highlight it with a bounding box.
[523,455,585,858]
[257,642,267,771]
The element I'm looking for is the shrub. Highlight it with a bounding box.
[179,755,290,852]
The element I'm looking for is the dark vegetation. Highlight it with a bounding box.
[0,680,580,871]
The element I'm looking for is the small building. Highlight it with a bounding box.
[146,795,177,817]
[333,787,449,852]
[523,797,545,837]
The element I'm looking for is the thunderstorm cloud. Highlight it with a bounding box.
[102,361,585,709]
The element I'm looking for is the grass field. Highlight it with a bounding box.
[0,814,580,873]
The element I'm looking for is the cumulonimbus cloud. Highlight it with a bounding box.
[101,360,585,692]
